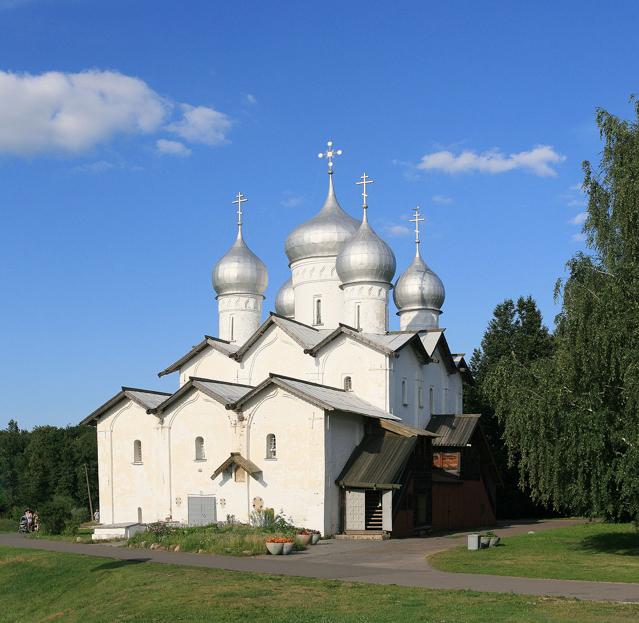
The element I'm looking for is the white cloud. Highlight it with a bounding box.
[0,70,169,155]
[384,224,412,237]
[570,211,587,225]
[572,232,586,242]
[417,145,565,177]
[432,194,453,205]
[156,138,191,157]
[0,69,231,156]
[245,94,257,105]
[166,104,231,146]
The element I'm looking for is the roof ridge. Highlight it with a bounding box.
[268,372,346,392]
[190,376,254,388]
[122,386,172,396]
[269,311,319,331]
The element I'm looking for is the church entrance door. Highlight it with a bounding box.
[188,495,217,526]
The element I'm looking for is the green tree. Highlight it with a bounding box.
[485,99,639,521]
[466,296,554,517]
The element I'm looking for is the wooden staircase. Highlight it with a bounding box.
[365,491,383,530]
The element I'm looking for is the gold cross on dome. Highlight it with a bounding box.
[317,139,343,173]
[356,172,374,208]
[232,191,248,227]
[410,206,425,245]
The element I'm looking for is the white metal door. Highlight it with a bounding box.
[187,495,217,526]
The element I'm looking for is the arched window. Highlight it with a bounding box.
[344,376,353,391]
[401,380,408,406]
[229,316,235,341]
[418,385,424,408]
[355,304,361,330]
[266,433,277,459]
[314,298,322,325]
[137,507,143,523]
[195,436,205,461]
[133,440,142,464]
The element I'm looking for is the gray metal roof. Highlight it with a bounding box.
[211,452,261,480]
[151,377,254,414]
[232,373,400,421]
[80,387,172,425]
[337,430,417,489]
[419,329,445,357]
[192,378,253,405]
[158,336,239,377]
[426,414,481,447]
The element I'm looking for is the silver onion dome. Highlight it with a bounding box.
[274,277,295,317]
[393,250,445,312]
[212,229,268,297]
[285,174,359,265]
[336,212,396,286]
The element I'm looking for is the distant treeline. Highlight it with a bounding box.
[0,420,98,530]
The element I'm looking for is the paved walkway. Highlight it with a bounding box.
[2,519,638,603]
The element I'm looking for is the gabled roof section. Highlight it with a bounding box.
[211,452,261,480]
[230,373,400,421]
[150,377,254,414]
[452,353,474,383]
[232,313,327,360]
[80,387,172,425]
[425,414,481,447]
[418,329,457,374]
[305,325,430,364]
[158,336,239,377]
[337,430,418,489]
[380,419,438,438]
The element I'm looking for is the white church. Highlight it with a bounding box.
[83,142,496,538]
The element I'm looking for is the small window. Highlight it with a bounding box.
[133,440,142,464]
[429,387,434,413]
[418,385,424,409]
[401,379,408,406]
[314,298,322,325]
[344,376,353,391]
[137,507,143,523]
[266,433,277,459]
[355,304,361,330]
[195,436,205,461]
[229,316,235,341]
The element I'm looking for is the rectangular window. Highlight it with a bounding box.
[401,379,408,406]
[418,385,424,408]
[313,297,323,326]
[355,303,361,330]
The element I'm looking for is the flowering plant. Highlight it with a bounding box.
[297,529,312,535]
[266,536,294,543]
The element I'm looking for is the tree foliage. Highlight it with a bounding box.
[0,420,97,530]
[466,296,554,517]
[484,100,639,521]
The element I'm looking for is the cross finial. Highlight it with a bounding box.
[232,192,248,236]
[318,139,342,174]
[409,205,425,251]
[356,173,374,218]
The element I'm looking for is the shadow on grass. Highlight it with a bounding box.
[91,558,150,571]
[581,532,639,557]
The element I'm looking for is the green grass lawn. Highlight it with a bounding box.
[430,522,639,583]
[1,546,639,623]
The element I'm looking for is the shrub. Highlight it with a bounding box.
[39,495,74,535]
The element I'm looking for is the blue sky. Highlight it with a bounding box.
[1,0,637,428]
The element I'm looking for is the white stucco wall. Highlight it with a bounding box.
[179,347,239,386]
[96,399,166,525]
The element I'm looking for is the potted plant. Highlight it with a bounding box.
[265,537,286,555]
[311,530,321,545]
[296,529,312,546]
[282,537,295,555]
